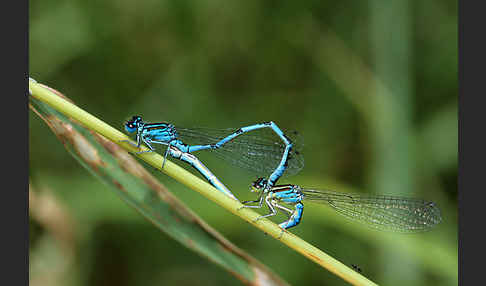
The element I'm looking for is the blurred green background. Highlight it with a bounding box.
[29,0,457,285]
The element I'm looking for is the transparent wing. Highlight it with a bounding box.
[301,189,442,232]
[175,126,304,176]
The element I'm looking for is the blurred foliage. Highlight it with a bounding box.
[29,0,457,285]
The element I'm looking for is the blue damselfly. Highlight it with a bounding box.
[243,178,442,232]
[121,116,304,200]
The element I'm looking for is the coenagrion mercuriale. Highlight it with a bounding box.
[121,116,304,200]
[243,178,442,232]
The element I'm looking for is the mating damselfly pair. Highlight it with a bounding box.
[121,116,441,232]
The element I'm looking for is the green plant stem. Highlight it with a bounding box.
[29,78,378,286]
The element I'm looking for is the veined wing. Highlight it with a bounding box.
[175,126,304,176]
[301,189,442,232]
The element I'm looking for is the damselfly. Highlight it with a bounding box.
[242,178,442,232]
[121,116,304,199]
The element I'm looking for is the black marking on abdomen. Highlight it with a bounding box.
[272,185,294,192]
[283,134,293,144]
[283,146,293,167]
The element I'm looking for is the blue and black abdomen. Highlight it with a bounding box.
[279,203,304,229]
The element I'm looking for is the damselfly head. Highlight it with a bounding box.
[251,178,267,192]
[125,115,143,133]
[250,185,259,193]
